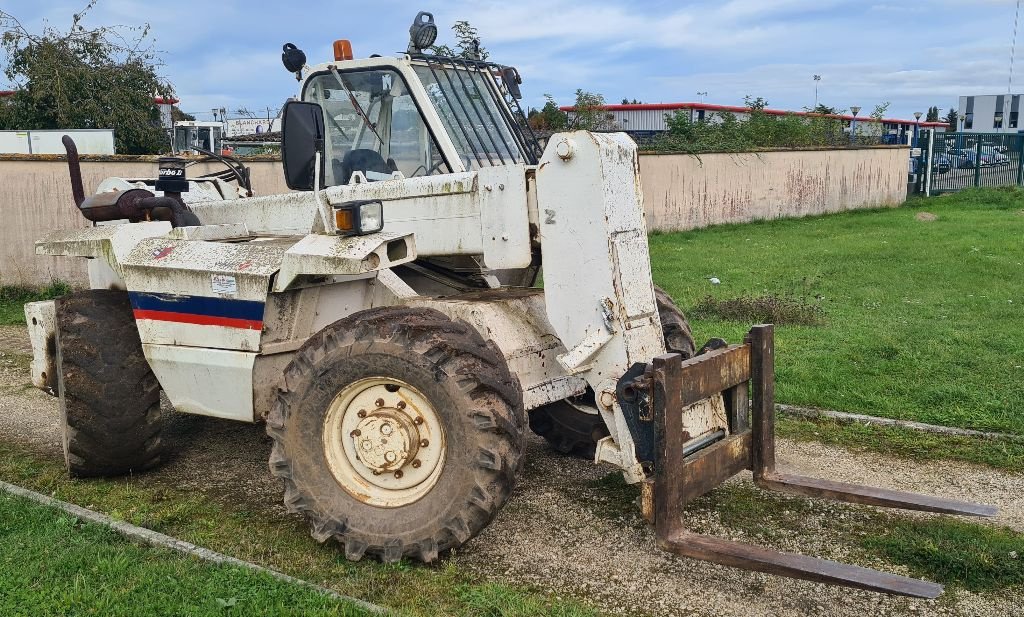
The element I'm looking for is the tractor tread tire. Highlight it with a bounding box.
[655,285,695,359]
[527,399,607,458]
[529,286,694,457]
[56,290,163,478]
[267,306,525,563]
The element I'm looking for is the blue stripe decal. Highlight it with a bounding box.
[128,291,265,321]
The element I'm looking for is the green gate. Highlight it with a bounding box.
[922,131,1024,195]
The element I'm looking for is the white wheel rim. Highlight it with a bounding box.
[323,377,446,508]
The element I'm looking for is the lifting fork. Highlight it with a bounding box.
[638,324,996,598]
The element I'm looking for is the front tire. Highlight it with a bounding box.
[267,306,525,562]
[529,285,694,457]
[55,290,164,477]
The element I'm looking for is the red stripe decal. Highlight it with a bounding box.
[133,309,263,330]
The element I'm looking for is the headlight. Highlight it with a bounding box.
[333,200,384,236]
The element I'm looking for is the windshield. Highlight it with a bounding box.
[413,63,528,170]
[304,69,451,185]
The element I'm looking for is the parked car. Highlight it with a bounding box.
[981,147,1010,165]
[954,149,1004,168]
[932,153,952,174]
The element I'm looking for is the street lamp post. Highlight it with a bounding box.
[850,105,861,145]
[913,111,922,147]
[813,75,821,109]
[697,91,708,103]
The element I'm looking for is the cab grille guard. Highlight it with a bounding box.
[631,324,996,598]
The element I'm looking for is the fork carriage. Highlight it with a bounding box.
[631,324,995,598]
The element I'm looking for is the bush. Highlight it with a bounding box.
[651,96,851,154]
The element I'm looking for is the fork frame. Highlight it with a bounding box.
[639,324,996,598]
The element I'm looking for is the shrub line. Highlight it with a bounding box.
[0,479,388,615]
[777,404,1024,443]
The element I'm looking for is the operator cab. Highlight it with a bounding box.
[281,12,540,189]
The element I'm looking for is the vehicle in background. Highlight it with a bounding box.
[981,147,1009,165]
[910,153,951,177]
[950,148,1005,168]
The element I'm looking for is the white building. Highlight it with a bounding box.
[957,94,1023,133]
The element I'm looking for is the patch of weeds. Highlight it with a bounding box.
[778,416,1024,473]
[689,293,825,326]
[861,517,1024,591]
[577,473,641,521]
[692,483,817,539]
[0,280,71,325]
[455,583,598,617]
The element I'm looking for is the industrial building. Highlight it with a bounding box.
[560,102,948,143]
[957,94,1023,133]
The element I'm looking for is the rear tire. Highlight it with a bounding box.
[55,290,163,477]
[529,285,694,457]
[267,306,525,563]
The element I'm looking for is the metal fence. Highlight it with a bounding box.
[915,131,1024,195]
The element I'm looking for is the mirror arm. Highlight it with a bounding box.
[312,150,333,233]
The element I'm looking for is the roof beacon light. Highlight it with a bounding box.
[333,39,353,61]
[408,11,437,54]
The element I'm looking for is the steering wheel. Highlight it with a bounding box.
[410,160,451,177]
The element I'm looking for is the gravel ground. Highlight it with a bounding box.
[0,324,1020,616]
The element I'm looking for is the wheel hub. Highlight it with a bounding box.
[323,378,446,507]
[351,411,420,472]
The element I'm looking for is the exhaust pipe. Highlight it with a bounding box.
[62,135,86,209]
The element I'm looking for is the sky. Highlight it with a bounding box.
[2,0,1022,122]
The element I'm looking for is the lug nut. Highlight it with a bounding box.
[375,398,385,407]
[384,451,397,463]
[397,401,407,409]
[394,470,404,479]
[413,416,424,425]
[357,409,367,418]
[412,459,421,468]
[381,424,393,436]
[350,429,361,437]
[420,439,429,447]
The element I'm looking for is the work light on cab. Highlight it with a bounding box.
[333,200,383,236]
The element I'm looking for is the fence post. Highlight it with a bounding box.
[974,140,983,188]
[1017,135,1024,186]
[925,129,934,197]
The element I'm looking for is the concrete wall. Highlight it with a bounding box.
[640,146,908,232]
[0,146,907,286]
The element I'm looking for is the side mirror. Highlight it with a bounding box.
[501,67,522,100]
[281,100,326,191]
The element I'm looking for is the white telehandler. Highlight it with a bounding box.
[24,11,993,598]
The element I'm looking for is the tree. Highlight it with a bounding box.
[869,102,891,122]
[807,104,841,115]
[568,89,612,131]
[926,106,940,122]
[428,20,488,60]
[945,108,958,130]
[528,95,568,131]
[0,2,174,154]
[171,107,194,122]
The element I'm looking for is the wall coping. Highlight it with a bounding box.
[638,145,910,156]
[0,153,282,163]
[0,144,908,164]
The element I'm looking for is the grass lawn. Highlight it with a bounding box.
[651,187,1024,436]
[0,443,597,617]
[0,281,70,325]
[0,492,366,616]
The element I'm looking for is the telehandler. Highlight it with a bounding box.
[24,11,994,598]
